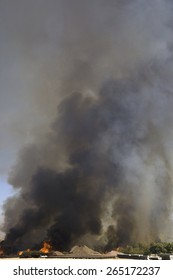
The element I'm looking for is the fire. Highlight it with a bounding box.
[18,249,30,256]
[40,241,52,254]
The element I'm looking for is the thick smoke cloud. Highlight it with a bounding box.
[1,0,173,252]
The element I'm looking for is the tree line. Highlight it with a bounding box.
[119,242,173,255]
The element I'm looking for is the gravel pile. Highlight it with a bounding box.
[70,245,101,257]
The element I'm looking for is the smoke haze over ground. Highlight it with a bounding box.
[1,0,173,252]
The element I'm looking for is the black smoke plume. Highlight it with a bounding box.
[1,0,173,252]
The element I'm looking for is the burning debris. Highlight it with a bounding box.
[1,0,173,254]
[17,241,52,258]
[40,241,52,254]
[18,249,30,257]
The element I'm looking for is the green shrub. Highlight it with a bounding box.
[119,242,173,255]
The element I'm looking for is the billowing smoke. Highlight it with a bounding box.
[1,0,173,252]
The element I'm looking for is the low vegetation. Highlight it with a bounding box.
[119,242,173,255]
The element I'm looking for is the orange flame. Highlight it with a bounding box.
[40,241,52,254]
[18,248,30,256]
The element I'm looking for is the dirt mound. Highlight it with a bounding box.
[104,250,119,257]
[70,245,101,256]
[52,251,64,256]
